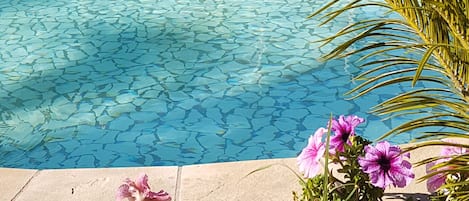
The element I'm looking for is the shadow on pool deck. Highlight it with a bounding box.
[384,193,430,201]
[1,143,439,201]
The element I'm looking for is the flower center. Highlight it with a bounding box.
[378,156,391,172]
[341,131,350,142]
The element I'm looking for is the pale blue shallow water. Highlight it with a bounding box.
[0,0,414,168]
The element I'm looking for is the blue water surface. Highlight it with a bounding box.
[0,0,413,168]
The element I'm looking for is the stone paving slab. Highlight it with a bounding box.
[0,168,37,201]
[179,158,301,201]
[1,144,439,201]
[12,167,178,201]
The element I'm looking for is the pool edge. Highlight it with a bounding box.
[3,143,436,201]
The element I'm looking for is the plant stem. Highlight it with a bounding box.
[323,114,333,201]
[344,185,358,201]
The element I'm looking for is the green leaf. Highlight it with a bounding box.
[413,45,439,86]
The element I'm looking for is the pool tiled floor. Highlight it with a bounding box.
[0,0,413,169]
[2,143,437,201]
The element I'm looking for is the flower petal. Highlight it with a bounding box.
[374,141,390,156]
[372,170,389,189]
[147,190,172,201]
[390,160,414,188]
[136,173,151,194]
[312,127,326,147]
[328,115,364,154]
[116,184,132,201]
[359,141,414,189]
[426,161,446,193]
[358,158,381,173]
[297,128,326,178]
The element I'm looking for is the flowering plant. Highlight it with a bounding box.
[293,115,415,201]
[116,173,172,201]
[425,140,469,201]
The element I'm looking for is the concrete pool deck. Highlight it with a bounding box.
[1,144,437,201]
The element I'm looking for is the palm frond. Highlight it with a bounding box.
[314,0,469,143]
[312,0,469,194]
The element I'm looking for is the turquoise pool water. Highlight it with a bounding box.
[0,0,412,168]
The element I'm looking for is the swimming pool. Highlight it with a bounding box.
[0,0,412,169]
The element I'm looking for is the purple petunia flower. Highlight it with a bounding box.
[297,127,327,178]
[116,173,172,201]
[329,115,365,154]
[358,141,414,189]
[426,139,469,192]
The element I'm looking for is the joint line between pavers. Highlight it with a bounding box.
[175,166,182,201]
[11,170,41,201]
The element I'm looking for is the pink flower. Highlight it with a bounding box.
[116,173,171,201]
[358,141,414,189]
[329,115,364,154]
[426,160,447,193]
[441,141,468,157]
[426,140,469,192]
[297,127,327,178]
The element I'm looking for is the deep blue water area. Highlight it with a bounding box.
[0,0,414,168]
